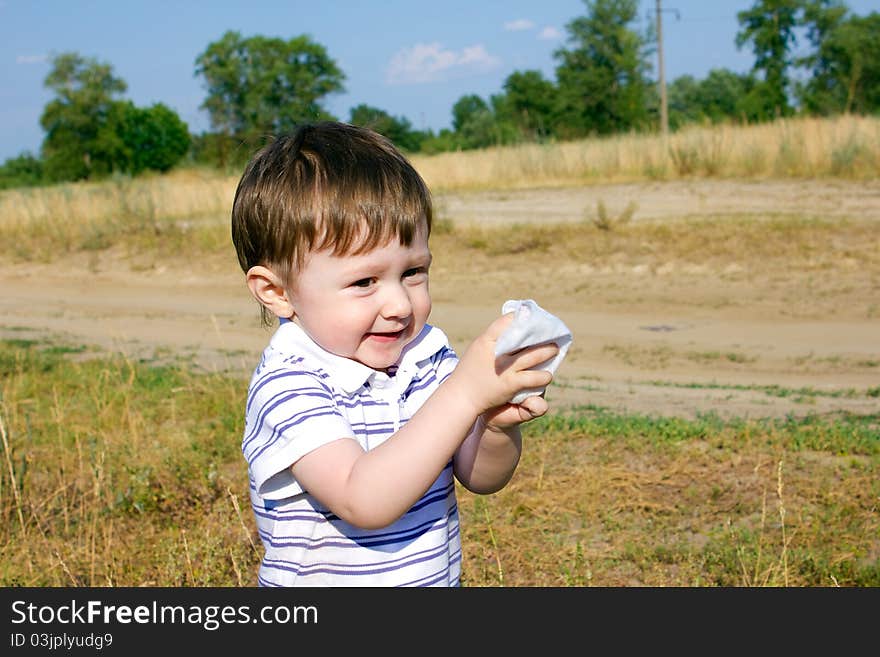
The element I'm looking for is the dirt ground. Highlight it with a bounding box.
[1,179,878,421]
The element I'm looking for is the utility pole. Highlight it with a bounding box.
[656,0,668,138]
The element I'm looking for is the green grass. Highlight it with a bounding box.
[531,405,879,455]
[1,337,877,587]
[643,379,880,401]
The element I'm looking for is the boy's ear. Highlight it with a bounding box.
[246,266,294,319]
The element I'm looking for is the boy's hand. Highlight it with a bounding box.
[482,393,549,430]
[449,313,559,419]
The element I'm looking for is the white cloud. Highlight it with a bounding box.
[16,54,47,64]
[386,42,501,85]
[504,19,534,32]
[538,26,563,40]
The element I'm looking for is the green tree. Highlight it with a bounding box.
[735,0,803,119]
[492,70,557,140]
[116,102,191,174]
[450,94,507,150]
[417,128,460,155]
[667,69,758,129]
[39,52,128,181]
[194,31,345,163]
[348,104,428,152]
[0,152,44,190]
[801,0,848,49]
[666,74,703,128]
[451,94,490,133]
[799,9,880,114]
[552,0,652,138]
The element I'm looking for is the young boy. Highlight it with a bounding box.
[231,121,558,586]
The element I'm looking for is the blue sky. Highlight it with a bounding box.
[1,0,878,162]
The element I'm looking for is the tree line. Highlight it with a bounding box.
[2,0,877,189]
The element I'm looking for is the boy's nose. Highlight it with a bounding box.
[380,284,412,319]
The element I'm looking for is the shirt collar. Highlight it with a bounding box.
[270,319,449,395]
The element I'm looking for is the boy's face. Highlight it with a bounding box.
[289,225,432,371]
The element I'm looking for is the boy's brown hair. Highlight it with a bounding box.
[231,121,433,326]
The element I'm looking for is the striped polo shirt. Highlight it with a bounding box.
[242,319,462,586]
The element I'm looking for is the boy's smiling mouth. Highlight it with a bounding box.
[366,329,406,343]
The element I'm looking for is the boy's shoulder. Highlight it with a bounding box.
[254,320,367,393]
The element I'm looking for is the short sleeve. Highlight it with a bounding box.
[243,368,354,500]
[432,344,459,385]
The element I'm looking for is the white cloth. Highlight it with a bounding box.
[494,299,572,404]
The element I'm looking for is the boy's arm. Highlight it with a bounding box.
[452,393,548,494]
[453,421,522,494]
[290,314,557,530]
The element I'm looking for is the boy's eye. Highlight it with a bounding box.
[403,267,426,278]
[351,278,374,288]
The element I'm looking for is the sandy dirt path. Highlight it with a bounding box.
[434,179,880,225]
[2,179,878,420]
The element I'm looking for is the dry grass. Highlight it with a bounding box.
[0,344,258,586]
[413,114,879,192]
[0,168,234,260]
[1,115,877,258]
[1,342,876,587]
[458,412,879,587]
